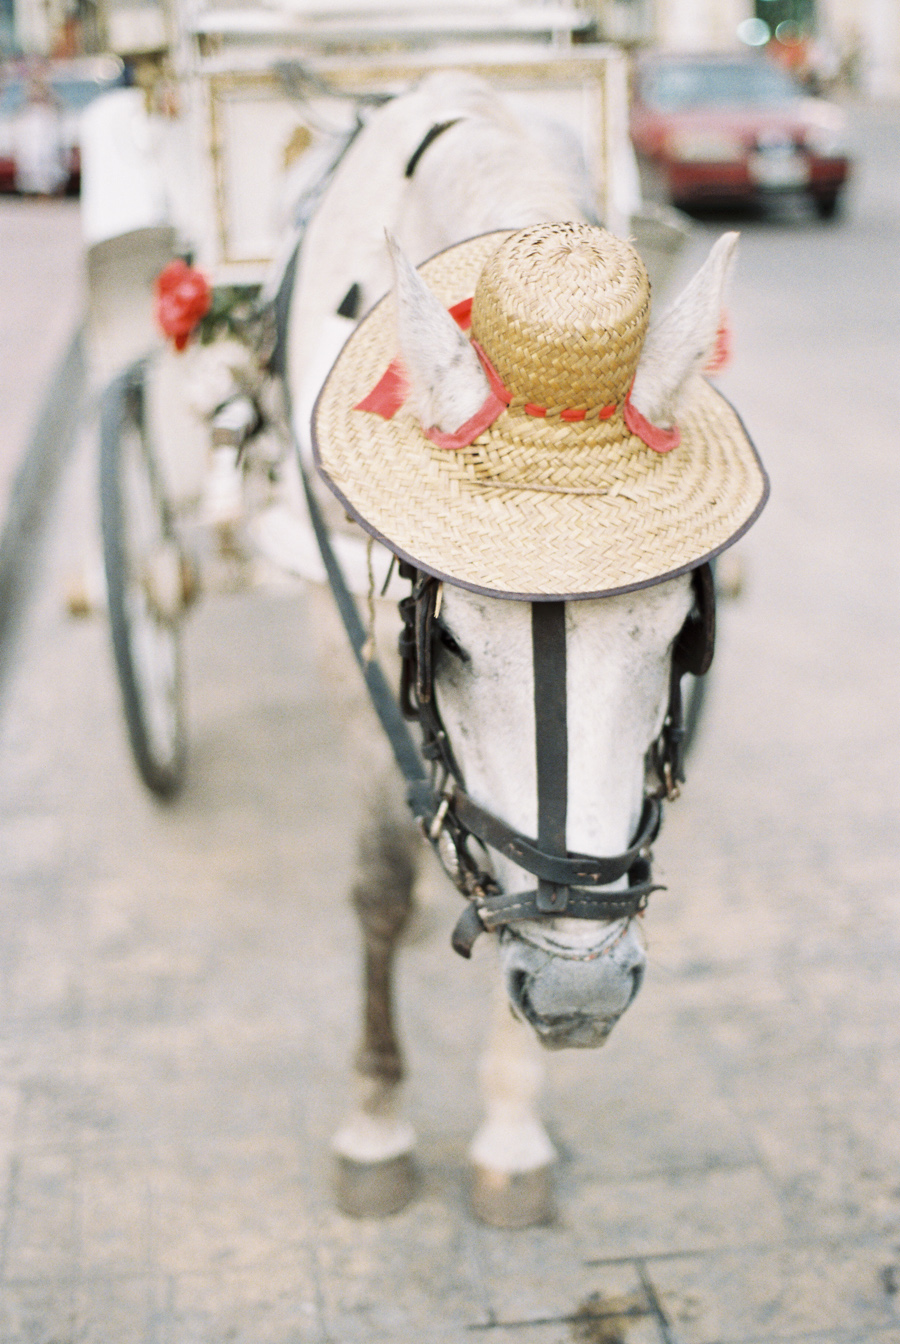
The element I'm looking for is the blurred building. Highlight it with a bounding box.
[5,0,899,95]
[596,0,899,94]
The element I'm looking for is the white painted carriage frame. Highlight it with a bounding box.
[168,5,643,285]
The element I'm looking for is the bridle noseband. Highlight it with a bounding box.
[397,561,716,957]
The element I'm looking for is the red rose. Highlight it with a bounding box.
[155,259,212,351]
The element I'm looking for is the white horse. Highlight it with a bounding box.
[284,71,742,1227]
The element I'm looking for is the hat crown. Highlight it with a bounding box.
[470,222,651,411]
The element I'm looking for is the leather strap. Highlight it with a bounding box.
[674,562,716,676]
[532,602,569,913]
[451,858,660,957]
[452,788,661,887]
[298,465,430,794]
[404,119,463,178]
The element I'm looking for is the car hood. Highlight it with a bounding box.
[636,96,845,139]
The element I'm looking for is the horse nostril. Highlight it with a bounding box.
[508,968,530,1015]
[628,963,645,1004]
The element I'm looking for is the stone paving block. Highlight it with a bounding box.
[648,1244,900,1343]
[76,1026,310,1150]
[0,1277,78,1344]
[5,919,82,1021]
[472,1235,658,1341]
[77,1150,158,1277]
[13,1060,117,1152]
[315,1195,487,1339]
[168,1262,322,1344]
[148,1137,313,1275]
[0,813,68,882]
[546,1022,757,1185]
[2,1150,79,1281]
[74,1275,170,1344]
[572,1165,788,1262]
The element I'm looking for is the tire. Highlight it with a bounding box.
[813,191,840,221]
[99,363,188,797]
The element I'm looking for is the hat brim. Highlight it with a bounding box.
[312,231,768,601]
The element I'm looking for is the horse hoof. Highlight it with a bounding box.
[333,1151,416,1218]
[470,1163,556,1228]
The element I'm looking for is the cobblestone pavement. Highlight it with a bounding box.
[0,104,898,1342]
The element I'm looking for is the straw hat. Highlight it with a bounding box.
[312,222,768,600]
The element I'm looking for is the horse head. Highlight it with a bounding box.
[377,226,740,1049]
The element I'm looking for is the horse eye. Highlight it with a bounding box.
[436,620,470,664]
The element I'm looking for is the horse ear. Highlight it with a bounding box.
[387,232,489,434]
[630,231,739,429]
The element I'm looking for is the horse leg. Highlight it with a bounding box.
[468,978,558,1227]
[332,807,419,1217]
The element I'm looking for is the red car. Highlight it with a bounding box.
[630,51,850,219]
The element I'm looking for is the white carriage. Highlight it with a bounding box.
[81,1,690,796]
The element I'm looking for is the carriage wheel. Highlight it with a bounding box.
[100,363,190,798]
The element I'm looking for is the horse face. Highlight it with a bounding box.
[434,575,693,1048]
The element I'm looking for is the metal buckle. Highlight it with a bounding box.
[663,762,681,802]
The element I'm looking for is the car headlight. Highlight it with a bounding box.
[666,129,744,163]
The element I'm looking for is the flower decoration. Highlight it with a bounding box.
[155,259,212,351]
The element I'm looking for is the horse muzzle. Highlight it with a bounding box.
[499,919,646,1050]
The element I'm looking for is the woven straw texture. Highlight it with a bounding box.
[312,225,768,599]
[472,223,650,412]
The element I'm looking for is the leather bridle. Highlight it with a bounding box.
[290,362,715,961]
[396,561,715,955]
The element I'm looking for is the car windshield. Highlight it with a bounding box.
[642,60,799,111]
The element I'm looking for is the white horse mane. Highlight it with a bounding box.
[288,71,587,426]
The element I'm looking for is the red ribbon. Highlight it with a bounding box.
[623,390,681,454]
[354,296,680,454]
[352,299,511,449]
[354,358,410,418]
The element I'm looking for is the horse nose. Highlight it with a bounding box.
[500,923,647,1050]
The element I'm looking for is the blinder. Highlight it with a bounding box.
[397,562,716,957]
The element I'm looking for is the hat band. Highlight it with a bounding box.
[353,296,680,454]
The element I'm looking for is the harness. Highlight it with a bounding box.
[397,562,715,956]
[298,449,714,958]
